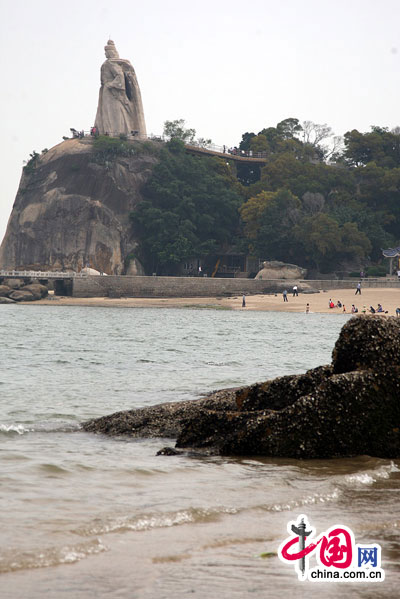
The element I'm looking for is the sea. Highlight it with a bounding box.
[0,305,399,598]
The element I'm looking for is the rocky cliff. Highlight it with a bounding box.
[0,138,159,274]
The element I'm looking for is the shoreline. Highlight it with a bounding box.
[18,287,400,315]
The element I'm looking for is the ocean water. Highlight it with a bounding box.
[0,305,399,598]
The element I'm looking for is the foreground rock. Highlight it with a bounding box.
[82,389,237,438]
[82,316,400,458]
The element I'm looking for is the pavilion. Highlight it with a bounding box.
[382,246,400,274]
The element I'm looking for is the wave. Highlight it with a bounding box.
[74,506,238,537]
[269,489,341,512]
[0,538,107,574]
[342,461,400,487]
[0,422,81,436]
[0,423,32,435]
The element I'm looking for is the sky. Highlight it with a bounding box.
[1,0,399,243]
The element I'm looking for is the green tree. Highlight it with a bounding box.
[240,189,302,260]
[132,140,243,273]
[343,127,400,168]
[276,117,303,140]
[163,119,196,143]
[293,213,342,271]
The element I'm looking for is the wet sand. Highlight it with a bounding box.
[26,288,400,315]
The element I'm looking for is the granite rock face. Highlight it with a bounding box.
[0,139,158,273]
[82,316,400,459]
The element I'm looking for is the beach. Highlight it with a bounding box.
[27,287,400,314]
[1,305,399,598]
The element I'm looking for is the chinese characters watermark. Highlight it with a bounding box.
[278,514,385,582]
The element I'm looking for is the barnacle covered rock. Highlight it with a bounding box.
[82,316,400,459]
[332,315,400,374]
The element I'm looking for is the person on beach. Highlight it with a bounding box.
[337,300,342,308]
[362,305,366,313]
[306,303,310,313]
[283,289,288,302]
[292,285,298,297]
[329,300,335,309]
[355,282,361,295]
[396,307,400,316]
[376,303,388,313]
[369,306,376,314]
[343,305,346,312]
[242,294,246,308]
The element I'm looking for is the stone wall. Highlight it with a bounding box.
[72,276,307,298]
[71,276,400,298]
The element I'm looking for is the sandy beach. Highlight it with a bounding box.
[25,287,400,315]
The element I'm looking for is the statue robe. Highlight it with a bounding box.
[94,58,146,137]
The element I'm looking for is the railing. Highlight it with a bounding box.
[67,130,268,159]
[0,270,88,278]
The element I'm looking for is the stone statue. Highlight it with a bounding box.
[94,40,146,138]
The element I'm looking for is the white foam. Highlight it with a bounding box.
[0,423,32,435]
[75,506,238,537]
[343,461,400,487]
[0,538,107,574]
[270,489,340,512]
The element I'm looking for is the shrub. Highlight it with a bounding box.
[366,265,387,277]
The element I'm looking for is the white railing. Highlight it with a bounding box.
[0,270,88,278]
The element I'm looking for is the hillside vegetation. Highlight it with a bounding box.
[132,119,400,275]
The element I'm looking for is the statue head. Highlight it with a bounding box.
[104,40,120,60]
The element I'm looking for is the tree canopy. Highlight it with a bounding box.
[131,119,400,275]
[131,139,243,274]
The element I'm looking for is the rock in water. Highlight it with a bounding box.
[82,316,400,459]
[94,40,146,138]
[332,315,400,373]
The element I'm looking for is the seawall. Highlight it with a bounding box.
[71,276,400,298]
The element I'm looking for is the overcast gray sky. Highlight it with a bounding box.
[1,0,399,244]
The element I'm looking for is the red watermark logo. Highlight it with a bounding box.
[278,514,385,582]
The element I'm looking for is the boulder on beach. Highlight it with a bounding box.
[82,316,400,459]
[8,289,35,302]
[0,284,12,297]
[2,278,25,289]
[0,296,15,304]
[21,283,48,300]
[255,260,307,280]
[5,283,48,302]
